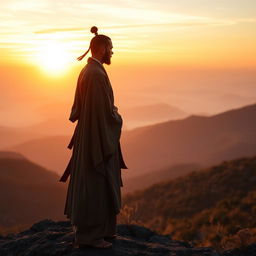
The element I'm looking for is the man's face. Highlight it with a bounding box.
[102,40,113,65]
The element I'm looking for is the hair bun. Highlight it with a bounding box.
[90,26,98,36]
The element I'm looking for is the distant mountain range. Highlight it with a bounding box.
[1,103,256,187]
[0,118,73,149]
[121,103,256,178]
[0,102,189,147]
[121,103,189,129]
[0,125,42,149]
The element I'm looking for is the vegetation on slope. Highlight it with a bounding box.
[120,156,256,250]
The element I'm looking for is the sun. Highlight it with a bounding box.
[35,40,72,75]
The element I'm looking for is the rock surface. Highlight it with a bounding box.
[0,219,253,256]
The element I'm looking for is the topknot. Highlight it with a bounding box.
[90,26,98,36]
[77,26,110,61]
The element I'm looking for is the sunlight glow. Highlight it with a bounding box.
[0,0,255,68]
[35,40,72,75]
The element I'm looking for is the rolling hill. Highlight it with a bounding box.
[3,136,71,174]
[122,155,256,248]
[123,163,200,194]
[0,152,66,232]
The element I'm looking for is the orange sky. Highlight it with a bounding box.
[1,0,256,70]
[0,0,256,127]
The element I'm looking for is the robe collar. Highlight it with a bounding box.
[87,57,109,78]
[90,56,103,66]
[87,57,104,68]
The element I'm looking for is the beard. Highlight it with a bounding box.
[102,51,111,65]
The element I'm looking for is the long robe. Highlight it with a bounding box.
[60,57,128,228]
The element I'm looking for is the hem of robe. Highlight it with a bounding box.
[73,213,117,244]
[63,145,122,227]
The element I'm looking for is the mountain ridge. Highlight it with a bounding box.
[121,102,256,178]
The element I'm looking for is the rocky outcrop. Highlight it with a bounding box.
[2,219,256,255]
[0,219,222,256]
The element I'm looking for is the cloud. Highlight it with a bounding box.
[1,0,255,67]
[235,18,256,23]
[34,27,85,34]
[34,19,237,34]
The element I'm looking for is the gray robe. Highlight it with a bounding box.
[60,57,128,227]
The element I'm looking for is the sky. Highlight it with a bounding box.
[0,0,256,127]
[1,0,256,68]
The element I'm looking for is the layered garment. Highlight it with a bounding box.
[59,57,128,230]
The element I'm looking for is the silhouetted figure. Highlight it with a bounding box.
[59,26,128,249]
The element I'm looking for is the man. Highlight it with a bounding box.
[59,26,128,249]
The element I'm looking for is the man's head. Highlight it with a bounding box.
[90,34,113,65]
[77,26,113,64]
